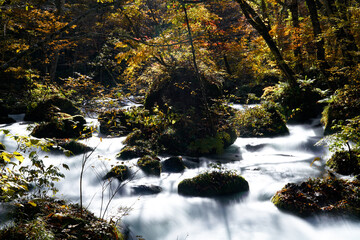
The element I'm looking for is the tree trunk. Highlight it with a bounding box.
[235,0,298,88]
[305,0,330,73]
[289,0,305,74]
[322,0,359,66]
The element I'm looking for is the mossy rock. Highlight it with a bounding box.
[25,96,81,122]
[116,145,154,160]
[98,109,131,136]
[162,156,185,173]
[137,155,161,176]
[326,150,360,175]
[272,177,360,217]
[188,128,237,155]
[58,140,93,155]
[0,198,124,240]
[103,165,130,181]
[234,104,289,137]
[31,115,91,139]
[144,66,222,114]
[178,171,249,197]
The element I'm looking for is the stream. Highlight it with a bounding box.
[2,113,360,240]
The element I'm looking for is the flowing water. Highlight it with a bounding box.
[1,113,360,240]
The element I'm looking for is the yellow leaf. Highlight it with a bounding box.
[13,152,24,163]
[28,201,37,207]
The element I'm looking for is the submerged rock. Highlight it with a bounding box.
[178,171,249,197]
[131,185,162,195]
[272,177,360,217]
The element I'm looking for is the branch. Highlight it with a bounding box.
[0,1,120,71]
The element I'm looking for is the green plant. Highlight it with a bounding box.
[0,130,68,202]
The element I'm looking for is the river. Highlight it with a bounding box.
[1,113,360,240]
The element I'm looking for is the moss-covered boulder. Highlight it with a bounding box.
[0,198,124,240]
[31,115,91,139]
[234,104,289,137]
[137,155,161,176]
[162,156,185,173]
[25,96,81,122]
[116,145,154,160]
[103,165,130,181]
[57,140,93,155]
[178,171,249,197]
[98,109,132,136]
[326,150,360,175]
[144,66,222,114]
[272,177,360,217]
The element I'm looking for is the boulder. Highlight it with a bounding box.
[234,104,289,137]
[57,140,93,155]
[25,96,81,122]
[178,171,249,197]
[116,145,154,160]
[131,185,162,195]
[103,165,130,181]
[144,66,222,113]
[272,177,360,217]
[162,156,185,173]
[98,109,131,136]
[326,150,360,175]
[137,155,161,176]
[31,115,91,139]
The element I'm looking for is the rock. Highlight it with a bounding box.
[162,156,185,173]
[178,171,249,197]
[326,150,360,175]
[144,66,222,113]
[24,96,81,122]
[272,177,360,217]
[137,155,161,176]
[103,165,130,181]
[116,145,154,160]
[31,115,91,139]
[131,185,162,195]
[234,104,289,137]
[57,140,93,155]
[98,109,131,136]
[245,143,268,152]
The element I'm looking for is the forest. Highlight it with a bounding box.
[1,0,360,239]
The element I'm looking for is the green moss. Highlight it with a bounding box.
[104,165,130,181]
[137,155,161,176]
[116,145,154,160]
[272,177,360,217]
[178,171,249,197]
[233,104,289,137]
[0,198,123,240]
[326,150,360,175]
